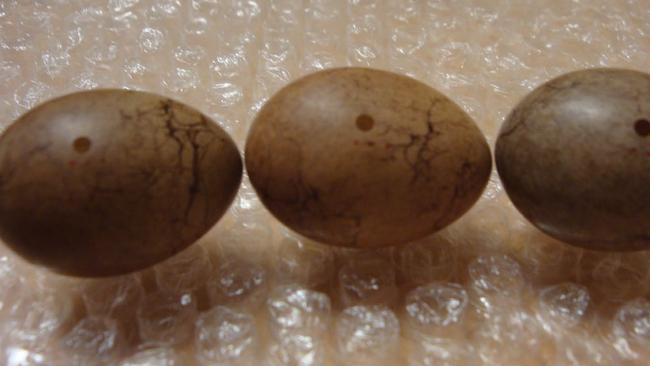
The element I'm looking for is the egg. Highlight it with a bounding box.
[0,89,242,276]
[495,68,650,251]
[245,67,491,248]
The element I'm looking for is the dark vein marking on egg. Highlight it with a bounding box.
[379,99,445,184]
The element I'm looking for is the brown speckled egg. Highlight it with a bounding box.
[245,67,491,248]
[0,90,242,276]
[496,68,650,251]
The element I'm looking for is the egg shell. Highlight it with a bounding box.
[495,68,650,251]
[0,89,242,276]
[245,67,491,248]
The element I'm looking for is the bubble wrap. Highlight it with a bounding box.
[1,0,650,365]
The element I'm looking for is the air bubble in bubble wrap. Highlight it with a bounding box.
[338,258,398,307]
[60,316,126,366]
[266,285,330,366]
[0,255,23,314]
[468,254,525,315]
[589,253,650,302]
[611,298,650,360]
[408,338,473,366]
[405,282,468,338]
[555,335,618,366]
[137,292,197,347]
[267,285,331,337]
[3,345,48,366]
[397,237,460,285]
[474,310,548,365]
[538,282,590,331]
[138,27,165,53]
[107,0,140,14]
[335,305,400,366]
[268,333,325,366]
[208,258,268,310]
[3,290,73,345]
[82,274,144,317]
[215,209,273,261]
[13,81,52,110]
[119,347,181,366]
[154,245,212,296]
[229,174,266,219]
[194,306,256,366]
[274,236,335,288]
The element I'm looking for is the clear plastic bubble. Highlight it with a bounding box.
[268,333,325,366]
[408,337,473,366]
[335,305,400,366]
[173,45,206,66]
[474,310,548,365]
[82,274,144,317]
[589,253,650,302]
[207,258,268,310]
[538,282,590,331]
[209,82,244,107]
[84,40,119,65]
[405,282,468,338]
[13,80,52,110]
[138,27,165,53]
[3,345,48,366]
[265,285,330,366]
[611,298,650,360]
[226,174,268,226]
[194,305,256,365]
[274,236,335,288]
[149,0,181,19]
[154,245,212,296]
[210,51,249,79]
[40,44,71,77]
[4,290,73,345]
[267,285,331,337]
[184,17,209,36]
[338,258,398,307]
[397,236,460,285]
[108,0,141,14]
[162,67,200,93]
[60,316,126,366]
[137,292,197,347]
[0,60,21,84]
[468,254,525,315]
[0,255,23,314]
[555,334,617,366]
[215,210,273,261]
[119,347,181,366]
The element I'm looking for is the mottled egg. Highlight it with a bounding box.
[246,68,491,248]
[496,68,650,251]
[0,90,242,276]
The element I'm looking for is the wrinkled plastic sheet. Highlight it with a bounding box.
[1,0,650,365]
